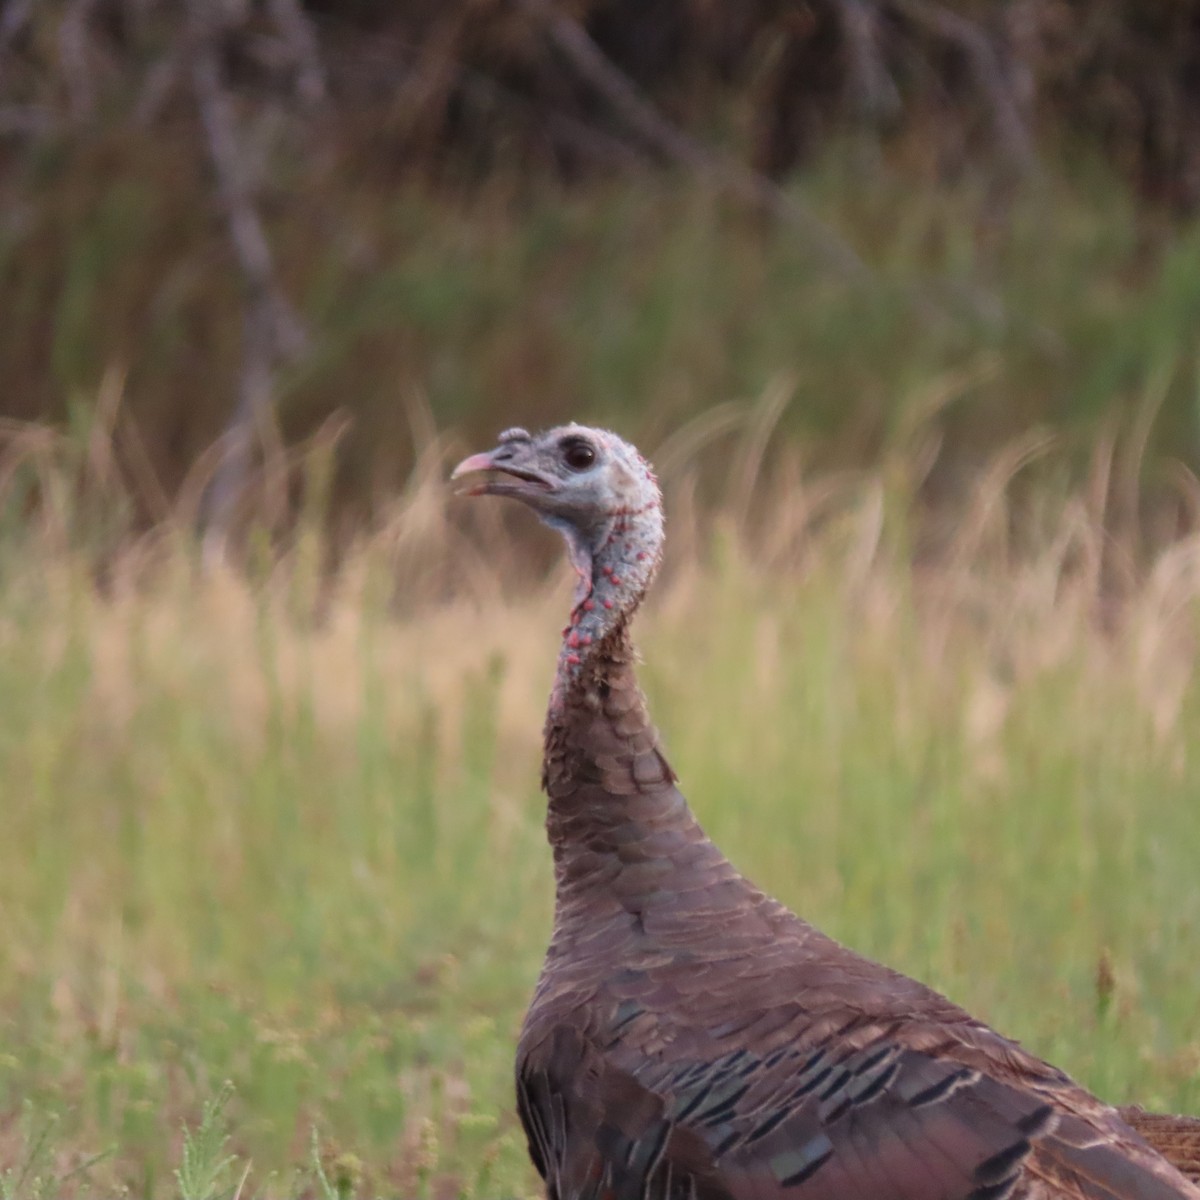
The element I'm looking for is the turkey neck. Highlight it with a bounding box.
[545,491,663,719]
[541,499,719,913]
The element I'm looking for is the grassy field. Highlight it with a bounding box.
[0,417,1197,1198]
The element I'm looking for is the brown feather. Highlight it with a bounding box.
[1119,1109,1200,1184]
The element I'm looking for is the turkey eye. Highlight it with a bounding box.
[561,440,596,472]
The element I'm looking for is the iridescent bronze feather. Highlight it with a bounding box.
[453,425,1200,1200]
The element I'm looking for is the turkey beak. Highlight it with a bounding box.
[450,451,502,491]
[450,448,557,500]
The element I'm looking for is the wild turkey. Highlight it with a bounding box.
[452,423,1200,1200]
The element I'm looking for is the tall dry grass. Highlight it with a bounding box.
[0,398,1197,1196]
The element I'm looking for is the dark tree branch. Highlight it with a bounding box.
[518,0,871,282]
[190,38,306,360]
[267,0,326,107]
[0,104,55,136]
[837,0,900,122]
[134,37,186,128]
[455,60,654,173]
[0,0,34,54]
[189,2,308,566]
[893,0,1034,170]
[58,0,99,122]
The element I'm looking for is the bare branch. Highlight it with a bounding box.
[893,0,1034,170]
[517,0,871,282]
[201,303,277,569]
[0,104,56,136]
[134,39,186,128]
[190,29,306,359]
[0,0,34,54]
[188,1,308,565]
[836,0,900,122]
[312,24,652,176]
[58,0,102,123]
[455,62,654,173]
[521,0,708,172]
[268,0,326,107]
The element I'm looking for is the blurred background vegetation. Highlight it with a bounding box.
[3,2,1200,1197]
[3,0,1200,531]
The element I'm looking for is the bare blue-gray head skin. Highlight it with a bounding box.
[452,424,664,692]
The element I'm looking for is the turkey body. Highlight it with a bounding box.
[452,425,1200,1200]
[518,645,1193,1200]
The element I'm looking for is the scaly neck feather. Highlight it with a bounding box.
[545,493,664,719]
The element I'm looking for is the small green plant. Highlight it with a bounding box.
[0,1107,59,1200]
[309,1129,361,1200]
[175,1084,239,1200]
[0,1105,108,1200]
